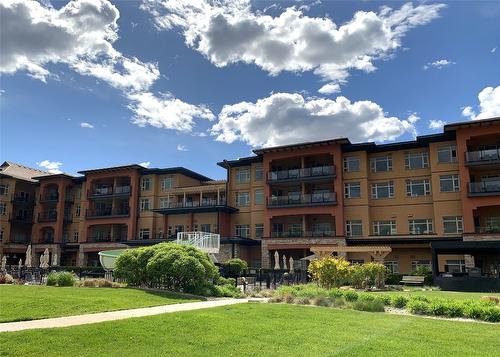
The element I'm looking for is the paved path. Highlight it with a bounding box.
[0,299,261,333]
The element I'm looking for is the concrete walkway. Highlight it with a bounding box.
[0,298,260,333]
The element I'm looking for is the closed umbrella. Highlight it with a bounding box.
[25,245,32,268]
[41,249,50,269]
[289,257,294,273]
[282,254,287,270]
[18,258,22,271]
[274,251,280,270]
[51,253,58,267]
[1,256,6,271]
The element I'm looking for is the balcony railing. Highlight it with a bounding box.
[270,230,335,238]
[268,165,335,182]
[88,186,131,197]
[86,207,130,218]
[468,180,500,195]
[466,149,500,164]
[475,226,500,234]
[38,212,57,222]
[160,199,227,209]
[11,195,35,205]
[268,192,337,207]
[87,236,128,243]
[9,215,33,224]
[40,193,59,202]
[12,236,31,244]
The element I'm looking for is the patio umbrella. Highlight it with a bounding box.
[282,254,287,270]
[25,245,32,268]
[289,257,294,273]
[274,251,280,270]
[51,253,58,267]
[41,249,50,269]
[18,258,23,271]
[1,256,6,271]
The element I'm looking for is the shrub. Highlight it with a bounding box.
[329,297,346,308]
[412,266,433,286]
[385,273,403,286]
[352,299,385,312]
[222,258,248,278]
[391,295,409,308]
[407,299,430,315]
[308,257,351,289]
[294,297,311,305]
[480,307,500,322]
[463,301,500,322]
[313,296,331,307]
[46,272,58,286]
[283,293,295,304]
[216,276,236,287]
[81,278,123,288]
[481,296,500,304]
[56,271,77,287]
[327,288,344,299]
[362,262,389,289]
[349,264,365,289]
[343,290,359,302]
[212,284,243,298]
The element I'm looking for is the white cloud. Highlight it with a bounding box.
[139,161,151,168]
[176,144,188,151]
[462,85,500,120]
[491,47,497,53]
[36,160,63,174]
[80,122,94,129]
[428,119,446,130]
[1,0,213,133]
[423,59,455,70]
[142,1,445,83]
[211,92,417,147]
[318,83,341,95]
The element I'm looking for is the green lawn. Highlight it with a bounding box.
[0,285,199,322]
[373,289,500,301]
[1,304,499,357]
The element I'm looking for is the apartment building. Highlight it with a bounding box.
[0,117,499,287]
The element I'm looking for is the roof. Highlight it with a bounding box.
[0,161,50,183]
[33,173,77,180]
[77,164,144,175]
[141,167,212,181]
[253,137,350,155]
[444,116,500,131]
[217,156,263,168]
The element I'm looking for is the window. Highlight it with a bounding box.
[236,168,250,183]
[373,220,396,235]
[289,223,302,236]
[443,216,463,234]
[174,225,184,235]
[312,222,331,235]
[255,165,263,181]
[161,177,172,190]
[406,179,431,196]
[75,205,81,217]
[345,220,363,237]
[412,260,431,272]
[159,198,169,208]
[201,224,211,232]
[255,224,264,238]
[254,189,264,204]
[235,192,249,206]
[405,152,429,169]
[349,259,365,265]
[440,175,460,192]
[0,203,6,216]
[437,146,457,163]
[371,182,394,199]
[139,228,150,240]
[384,261,399,274]
[0,229,3,242]
[343,157,360,172]
[370,156,392,172]
[235,224,250,238]
[140,199,150,211]
[409,219,433,234]
[344,182,361,198]
[141,178,151,191]
[73,232,79,243]
[446,259,466,273]
[0,184,8,196]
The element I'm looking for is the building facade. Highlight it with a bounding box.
[1,118,499,281]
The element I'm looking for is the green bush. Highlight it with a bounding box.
[327,288,344,299]
[463,301,500,322]
[46,272,58,286]
[222,258,248,278]
[352,299,385,312]
[313,296,331,307]
[391,295,409,308]
[343,290,359,302]
[407,299,430,315]
[308,257,351,288]
[216,276,236,286]
[57,271,77,286]
[385,273,403,285]
[294,296,311,305]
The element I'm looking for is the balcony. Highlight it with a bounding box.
[12,236,31,244]
[268,165,335,183]
[88,186,131,198]
[11,195,35,205]
[465,148,500,166]
[40,193,59,202]
[267,192,337,208]
[9,215,33,224]
[87,236,127,243]
[86,207,130,219]
[468,181,500,196]
[38,212,57,223]
[153,199,237,215]
[270,230,335,238]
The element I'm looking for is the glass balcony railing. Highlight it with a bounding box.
[159,199,227,209]
[38,212,57,222]
[469,180,500,194]
[270,230,335,238]
[466,149,500,164]
[86,207,130,218]
[89,186,131,197]
[268,192,337,207]
[268,165,335,182]
[475,226,500,234]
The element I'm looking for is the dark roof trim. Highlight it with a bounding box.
[141,167,212,181]
[253,137,350,155]
[444,116,500,131]
[220,237,262,245]
[34,173,77,180]
[217,156,263,169]
[78,164,144,175]
[347,236,461,245]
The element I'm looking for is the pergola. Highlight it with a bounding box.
[310,245,392,262]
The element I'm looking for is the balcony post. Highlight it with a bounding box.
[183,192,186,206]
[302,215,306,234]
[200,191,203,205]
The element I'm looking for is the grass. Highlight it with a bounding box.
[0,285,199,322]
[374,290,500,301]
[0,303,499,357]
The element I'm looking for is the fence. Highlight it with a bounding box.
[3,266,106,284]
[222,268,310,290]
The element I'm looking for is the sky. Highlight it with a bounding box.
[0,0,499,180]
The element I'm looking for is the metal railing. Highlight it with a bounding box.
[466,148,500,163]
[86,207,130,218]
[176,231,220,254]
[89,186,131,197]
[11,195,35,204]
[268,192,337,207]
[159,199,227,209]
[40,193,58,202]
[270,230,335,238]
[475,226,500,234]
[268,165,335,182]
[87,236,128,243]
[9,215,33,224]
[469,180,500,194]
[38,212,57,222]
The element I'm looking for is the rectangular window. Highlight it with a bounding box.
[75,205,81,217]
[409,219,433,235]
[174,225,183,235]
[0,229,3,242]
[373,220,396,235]
[139,228,150,240]
[141,178,151,191]
[440,175,460,192]
[159,198,169,208]
[161,177,172,190]
[236,168,250,183]
[345,220,363,237]
[437,146,457,163]
[254,165,263,181]
[235,224,250,238]
[343,157,360,172]
[371,181,394,199]
[406,179,431,196]
[446,259,466,273]
[344,182,361,198]
[384,261,399,274]
[254,189,264,204]
[404,152,429,169]
[412,260,431,272]
[370,156,392,172]
[73,232,79,243]
[0,184,9,196]
[140,199,150,212]
[236,192,249,206]
[0,203,6,216]
[201,224,211,232]
[443,216,463,234]
[312,222,331,235]
[254,224,263,238]
[349,259,365,265]
[288,223,303,236]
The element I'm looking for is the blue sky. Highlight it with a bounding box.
[0,0,499,180]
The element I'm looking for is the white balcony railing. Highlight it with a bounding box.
[176,231,220,254]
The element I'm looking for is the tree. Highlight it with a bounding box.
[308,257,351,288]
[222,258,248,278]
